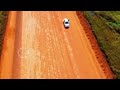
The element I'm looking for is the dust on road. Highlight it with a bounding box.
[0,11,112,79]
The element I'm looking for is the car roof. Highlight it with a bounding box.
[64,18,69,22]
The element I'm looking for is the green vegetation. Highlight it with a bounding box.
[0,11,7,56]
[83,11,120,79]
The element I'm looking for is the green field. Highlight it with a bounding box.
[0,11,7,56]
[83,11,120,79]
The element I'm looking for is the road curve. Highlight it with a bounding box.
[0,11,109,79]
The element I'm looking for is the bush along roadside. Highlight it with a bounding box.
[82,11,120,79]
[76,11,114,79]
[0,11,8,56]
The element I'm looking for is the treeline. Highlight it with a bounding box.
[83,11,120,79]
[0,11,8,56]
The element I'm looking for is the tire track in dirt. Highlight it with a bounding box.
[0,11,113,79]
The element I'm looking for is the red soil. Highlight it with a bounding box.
[76,11,114,79]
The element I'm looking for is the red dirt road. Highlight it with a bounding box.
[0,11,113,79]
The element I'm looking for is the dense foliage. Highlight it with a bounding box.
[83,11,120,78]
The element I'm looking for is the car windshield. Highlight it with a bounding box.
[65,22,68,24]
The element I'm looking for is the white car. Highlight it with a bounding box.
[63,18,70,28]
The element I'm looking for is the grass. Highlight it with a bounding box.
[82,11,120,79]
[0,11,8,56]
